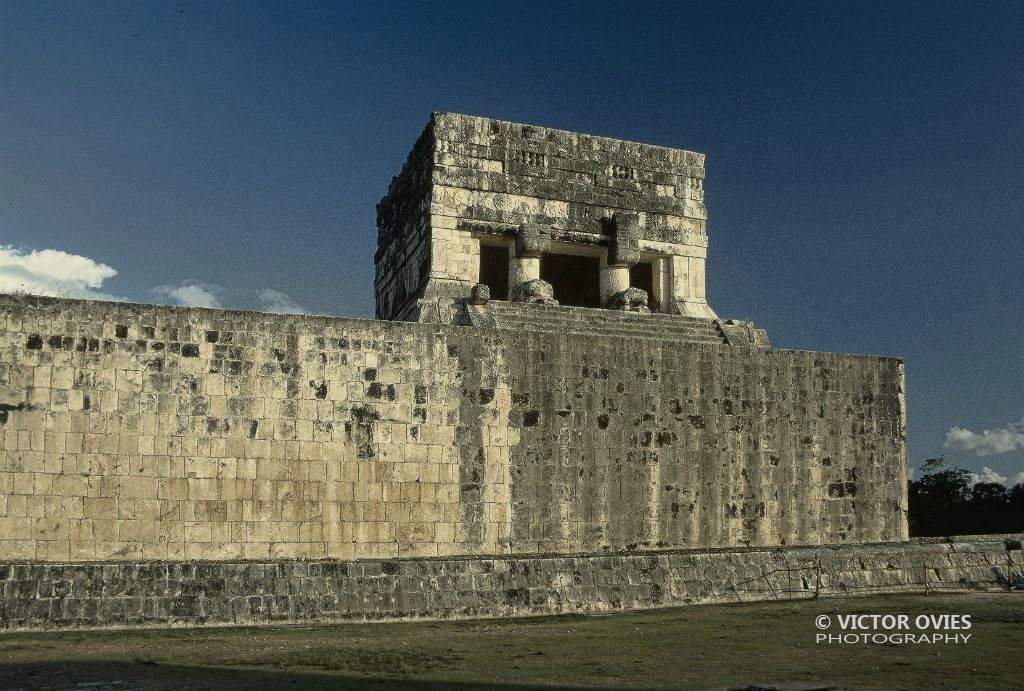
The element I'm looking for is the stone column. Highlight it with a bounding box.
[510,255,540,286]
[601,265,630,298]
[602,211,641,306]
[510,223,550,297]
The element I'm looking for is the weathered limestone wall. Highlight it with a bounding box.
[2,537,1019,631]
[1,294,905,563]
[376,113,718,320]
[374,123,435,321]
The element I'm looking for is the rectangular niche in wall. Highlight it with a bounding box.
[540,253,601,308]
[479,244,510,300]
[629,261,657,310]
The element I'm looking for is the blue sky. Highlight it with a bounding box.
[1,1,1022,483]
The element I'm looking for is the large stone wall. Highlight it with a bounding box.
[2,537,1019,631]
[0,294,905,563]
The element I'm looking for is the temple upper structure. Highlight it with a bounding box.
[375,113,726,326]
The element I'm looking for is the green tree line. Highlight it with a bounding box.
[908,458,1024,536]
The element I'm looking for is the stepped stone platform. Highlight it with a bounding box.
[454,300,769,348]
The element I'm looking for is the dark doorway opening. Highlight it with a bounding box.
[479,244,509,300]
[540,253,601,308]
[629,261,656,309]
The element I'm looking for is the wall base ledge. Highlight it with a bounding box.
[3,536,1021,632]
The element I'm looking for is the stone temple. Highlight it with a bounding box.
[376,113,762,339]
[2,113,1014,632]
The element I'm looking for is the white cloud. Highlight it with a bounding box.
[965,467,1024,487]
[0,244,121,300]
[152,281,222,308]
[1,245,306,317]
[969,466,1008,485]
[944,421,1024,456]
[257,288,306,314]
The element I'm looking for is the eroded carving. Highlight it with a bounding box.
[511,279,558,305]
[515,222,552,258]
[608,211,641,267]
[607,287,650,313]
[469,283,491,305]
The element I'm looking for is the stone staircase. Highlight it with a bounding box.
[468,300,729,345]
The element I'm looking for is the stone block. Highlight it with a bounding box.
[510,280,558,305]
[514,222,552,258]
[608,211,641,267]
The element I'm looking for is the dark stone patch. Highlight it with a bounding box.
[364,368,377,381]
[115,325,128,338]
[505,588,530,606]
[205,331,219,343]
[523,410,540,427]
[479,388,494,405]
[828,482,857,498]
[687,415,705,429]
[25,334,43,350]
[181,344,200,358]
[310,381,328,399]
[0,402,26,425]
[597,414,609,430]
[206,418,230,435]
[351,405,380,423]
[368,383,396,401]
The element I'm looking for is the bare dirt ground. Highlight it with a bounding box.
[1,592,1021,690]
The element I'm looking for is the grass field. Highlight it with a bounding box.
[1,592,1021,689]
